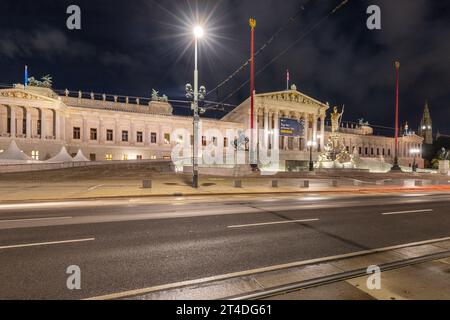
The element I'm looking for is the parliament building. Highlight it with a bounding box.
[0,83,424,171]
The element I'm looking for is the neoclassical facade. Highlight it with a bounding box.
[0,84,424,170]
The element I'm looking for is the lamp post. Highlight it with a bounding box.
[307,140,317,172]
[391,61,402,171]
[186,26,206,188]
[410,148,420,172]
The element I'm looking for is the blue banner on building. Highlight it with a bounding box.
[280,118,304,137]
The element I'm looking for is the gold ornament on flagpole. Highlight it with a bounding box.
[395,61,400,70]
[249,18,256,29]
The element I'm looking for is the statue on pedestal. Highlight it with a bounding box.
[317,105,354,169]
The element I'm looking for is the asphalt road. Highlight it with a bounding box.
[0,192,450,299]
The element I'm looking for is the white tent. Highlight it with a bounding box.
[73,149,90,162]
[0,140,32,161]
[45,146,74,163]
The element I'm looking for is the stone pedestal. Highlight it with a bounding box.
[438,160,449,175]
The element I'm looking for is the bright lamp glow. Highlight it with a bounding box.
[194,26,204,38]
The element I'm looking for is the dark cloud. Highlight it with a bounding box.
[0,0,449,133]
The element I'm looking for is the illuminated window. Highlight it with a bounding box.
[164,133,170,144]
[105,154,113,161]
[163,155,171,160]
[150,155,157,160]
[31,150,39,160]
[122,154,128,161]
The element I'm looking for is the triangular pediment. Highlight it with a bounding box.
[257,90,329,109]
[0,88,58,103]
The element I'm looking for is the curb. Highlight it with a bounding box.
[1,186,450,204]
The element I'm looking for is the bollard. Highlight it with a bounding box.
[234,180,242,188]
[414,180,423,187]
[332,180,338,187]
[272,180,278,188]
[142,179,152,189]
[301,180,309,188]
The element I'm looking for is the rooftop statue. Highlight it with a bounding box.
[28,75,53,88]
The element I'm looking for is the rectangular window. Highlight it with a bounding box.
[73,127,81,140]
[151,132,157,144]
[382,148,385,156]
[190,135,194,146]
[365,147,368,155]
[105,154,113,161]
[164,133,170,144]
[163,155,171,160]
[212,137,218,147]
[90,128,97,141]
[359,147,362,155]
[22,119,26,135]
[136,155,143,160]
[37,120,41,135]
[371,148,374,155]
[137,131,143,143]
[122,154,128,161]
[7,118,11,134]
[31,150,39,160]
[106,129,113,141]
[224,137,229,148]
[150,155,157,160]
[388,149,391,156]
[89,153,96,161]
[377,148,380,156]
[202,136,207,146]
[122,130,128,142]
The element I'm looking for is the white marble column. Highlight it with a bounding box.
[312,115,318,151]
[61,114,66,141]
[303,113,309,151]
[55,111,60,140]
[26,107,32,139]
[263,108,269,148]
[10,106,16,138]
[41,109,46,140]
[273,110,280,151]
[83,117,89,142]
[130,120,135,144]
[115,119,120,143]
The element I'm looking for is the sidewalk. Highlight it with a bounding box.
[1,174,450,202]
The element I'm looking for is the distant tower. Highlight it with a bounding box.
[418,100,433,144]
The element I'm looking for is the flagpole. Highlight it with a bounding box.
[24,65,28,88]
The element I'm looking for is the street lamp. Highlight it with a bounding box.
[186,25,206,188]
[410,148,420,172]
[307,140,317,172]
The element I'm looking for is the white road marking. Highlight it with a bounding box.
[0,216,73,223]
[85,236,450,300]
[381,209,433,216]
[87,185,103,191]
[228,218,319,228]
[0,238,95,250]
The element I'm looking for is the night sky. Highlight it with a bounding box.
[1,0,449,135]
